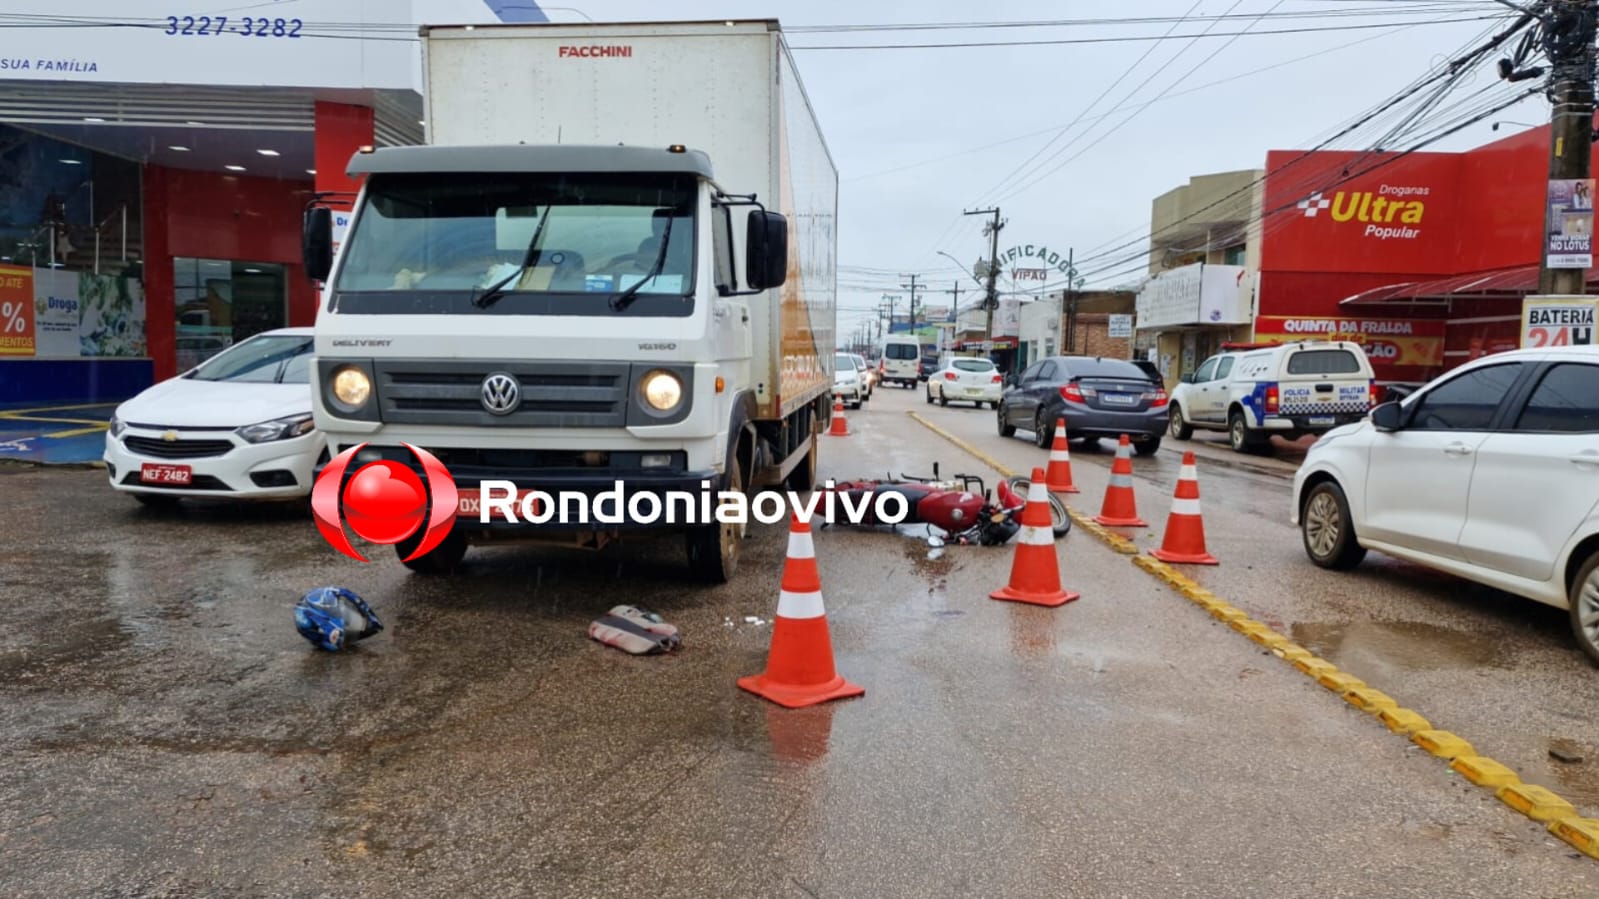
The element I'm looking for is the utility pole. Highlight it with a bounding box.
[1538,0,1597,295]
[1064,247,1076,354]
[965,207,1005,353]
[901,273,923,333]
[881,293,899,334]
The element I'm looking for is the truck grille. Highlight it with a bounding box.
[373,361,632,428]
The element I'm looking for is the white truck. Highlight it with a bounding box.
[300,20,838,582]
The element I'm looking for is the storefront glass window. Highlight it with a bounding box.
[0,123,147,359]
[173,258,286,371]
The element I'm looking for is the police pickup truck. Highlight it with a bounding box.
[1167,341,1379,453]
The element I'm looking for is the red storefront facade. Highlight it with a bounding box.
[1257,124,1562,384]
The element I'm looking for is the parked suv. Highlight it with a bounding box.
[1168,341,1378,454]
[997,355,1168,455]
[1292,346,1599,664]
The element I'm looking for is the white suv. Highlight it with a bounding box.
[1168,341,1378,453]
[1292,346,1599,664]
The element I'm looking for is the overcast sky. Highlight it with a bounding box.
[550,1,1542,340]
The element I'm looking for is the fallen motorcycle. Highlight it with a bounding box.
[819,463,1071,546]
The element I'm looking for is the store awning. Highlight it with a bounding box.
[1339,263,1599,307]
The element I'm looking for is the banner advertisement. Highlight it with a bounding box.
[0,265,36,356]
[32,268,80,357]
[1521,296,1597,348]
[1253,316,1445,367]
[1546,179,1594,269]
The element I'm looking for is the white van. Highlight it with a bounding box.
[880,335,922,388]
[1168,340,1378,453]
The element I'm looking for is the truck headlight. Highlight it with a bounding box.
[641,370,684,412]
[331,366,373,410]
[237,414,316,444]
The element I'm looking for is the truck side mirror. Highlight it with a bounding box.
[745,210,788,291]
[302,207,334,282]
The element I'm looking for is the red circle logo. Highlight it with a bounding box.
[311,443,458,563]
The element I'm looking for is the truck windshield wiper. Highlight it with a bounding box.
[473,208,553,310]
[610,216,674,313]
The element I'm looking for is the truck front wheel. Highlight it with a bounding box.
[396,525,469,575]
[687,457,744,584]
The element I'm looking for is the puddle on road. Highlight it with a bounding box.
[1290,620,1510,672]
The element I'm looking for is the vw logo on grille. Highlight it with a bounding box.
[480,372,521,415]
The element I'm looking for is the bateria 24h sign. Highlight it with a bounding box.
[1521,297,1598,348]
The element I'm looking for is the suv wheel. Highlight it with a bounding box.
[1169,406,1193,440]
[1301,481,1366,570]
[1134,436,1161,457]
[1570,552,1599,666]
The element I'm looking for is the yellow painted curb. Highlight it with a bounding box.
[1244,625,1284,647]
[1549,818,1599,860]
[1343,687,1398,713]
[1378,707,1432,736]
[1411,730,1475,760]
[1317,671,1366,693]
[1497,783,1578,823]
[1273,645,1313,664]
[1295,658,1339,679]
[1211,605,1249,623]
[1450,756,1521,788]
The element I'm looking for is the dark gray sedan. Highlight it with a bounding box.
[997,355,1169,455]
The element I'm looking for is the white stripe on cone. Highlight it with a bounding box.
[1018,525,1054,546]
[1178,464,1198,481]
[1051,450,1070,461]
[777,589,826,620]
[787,531,816,559]
[1109,474,1134,487]
[1027,481,1049,504]
[1170,497,1202,516]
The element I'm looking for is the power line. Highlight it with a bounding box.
[788,15,1508,50]
[990,0,1280,206]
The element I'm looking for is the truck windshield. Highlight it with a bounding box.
[333,173,696,316]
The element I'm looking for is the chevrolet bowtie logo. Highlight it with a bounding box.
[1299,192,1331,217]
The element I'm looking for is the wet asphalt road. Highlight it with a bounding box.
[2,388,1597,898]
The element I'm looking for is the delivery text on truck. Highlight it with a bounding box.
[300,20,838,584]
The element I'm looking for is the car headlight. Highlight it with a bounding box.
[331,366,372,410]
[640,370,684,412]
[236,414,316,444]
[108,415,126,438]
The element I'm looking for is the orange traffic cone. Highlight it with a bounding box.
[1093,434,1148,528]
[827,397,850,437]
[1044,417,1080,494]
[738,515,865,709]
[990,466,1080,607]
[1150,451,1219,565]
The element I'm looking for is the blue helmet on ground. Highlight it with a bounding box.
[294,586,383,652]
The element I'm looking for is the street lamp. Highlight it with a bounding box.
[1490,120,1539,131]
[936,250,988,289]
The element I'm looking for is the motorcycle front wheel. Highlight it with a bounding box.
[1004,476,1072,537]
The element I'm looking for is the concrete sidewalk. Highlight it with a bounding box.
[0,402,115,466]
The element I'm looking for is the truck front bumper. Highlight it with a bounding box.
[315,444,727,532]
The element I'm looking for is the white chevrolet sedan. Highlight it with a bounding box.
[104,328,325,506]
[926,356,1003,408]
[1292,346,1599,665]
